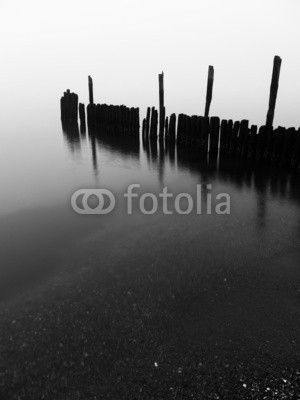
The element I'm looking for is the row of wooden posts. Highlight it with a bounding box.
[60,55,300,171]
[61,76,139,135]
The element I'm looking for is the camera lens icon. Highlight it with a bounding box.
[71,189,116,214]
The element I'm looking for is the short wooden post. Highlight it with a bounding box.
[150,107,158,138]
[185,115,192,144]
[142,118,146,139]
[196,116,202,145]
[177,114,184,142]
[219,120,228,155]
[271,126,285,166]
[60,90,79,127]
[242,123,251,158]
[201,116,209,153]
[238,119,249,157]
[209,116,220,155]
[266,56,282,127]
[281,127,296,168]
[79,103,86,128]
[256,126,268,162]
[225,120,233,154]
[230,121,240,156]
[146,107,151,138]
[165,116,169,138]
[204,66,214,117]
[291,129,300,170]
[191,116,197,142]
[168,114,176,141]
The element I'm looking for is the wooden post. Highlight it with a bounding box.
[248,125,258,161]
[219,120,228,155]
[238,119,249,157]
[159,72,165,137]
[230,121,240,156]
[191,116,197,142]
[266,56,282,127]
[142,118,146,139]
[60,90,78,126]
[291,129,300,170]
[209,116,220,155]
[145,107,151,138]
[281,127,296,168]
[201,116,209,153]
[225,120,233,154]
[150,107,158,138]
[165,117,169,138]
[242,123,251,159]
[88,75,94,105]
[196,116,202,145]
[168,113,176,141]
[256,126,268,162]
[177,114,184,142]
[79,103,86,127]
[271,126,285,166]
[204,66,214,117]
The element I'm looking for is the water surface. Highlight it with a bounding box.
[0,111,299,398]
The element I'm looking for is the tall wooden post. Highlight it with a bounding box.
[159,72,165,137]
[88,75,94,105]
[266,56,282,127]
[204,66,214,117]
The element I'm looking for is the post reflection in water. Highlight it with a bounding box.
[62,120,81,154]
[62,124,300,232]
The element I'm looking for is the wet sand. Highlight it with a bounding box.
[0,199,299,399]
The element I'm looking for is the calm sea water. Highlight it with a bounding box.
[0,107,299,300]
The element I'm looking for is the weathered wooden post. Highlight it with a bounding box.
[230,121,240,156]
[60,90,79,127]
[177,114,184,142]
[142,118,146,139]
[201,117,209,153]
[266,56,282,127]
[88,75,94,105]
[150,107,158,138]
[191,116,197,142]
[196,116,202,145]
[168,113,176,141]
[291,129,300,170]
[237,119,249,157]
[225,120,233,154]
[145,107,151,138]
[271,126,285,166]
[281,127,296,168]
[256,126,268,162]
[159,72,165,137]
[79,103,86,128]
[165,117,169,138]
[248,125,258,161]
[204,66,214,117]
[209,116,220,155]
[219,119,228,155]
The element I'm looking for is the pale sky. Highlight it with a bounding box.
[1,0,300,127]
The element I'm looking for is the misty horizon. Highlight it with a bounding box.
[1,0,300,128]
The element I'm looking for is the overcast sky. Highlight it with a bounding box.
[1,0,300,127]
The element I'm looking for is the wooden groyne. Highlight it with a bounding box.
[60,55,300,172]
